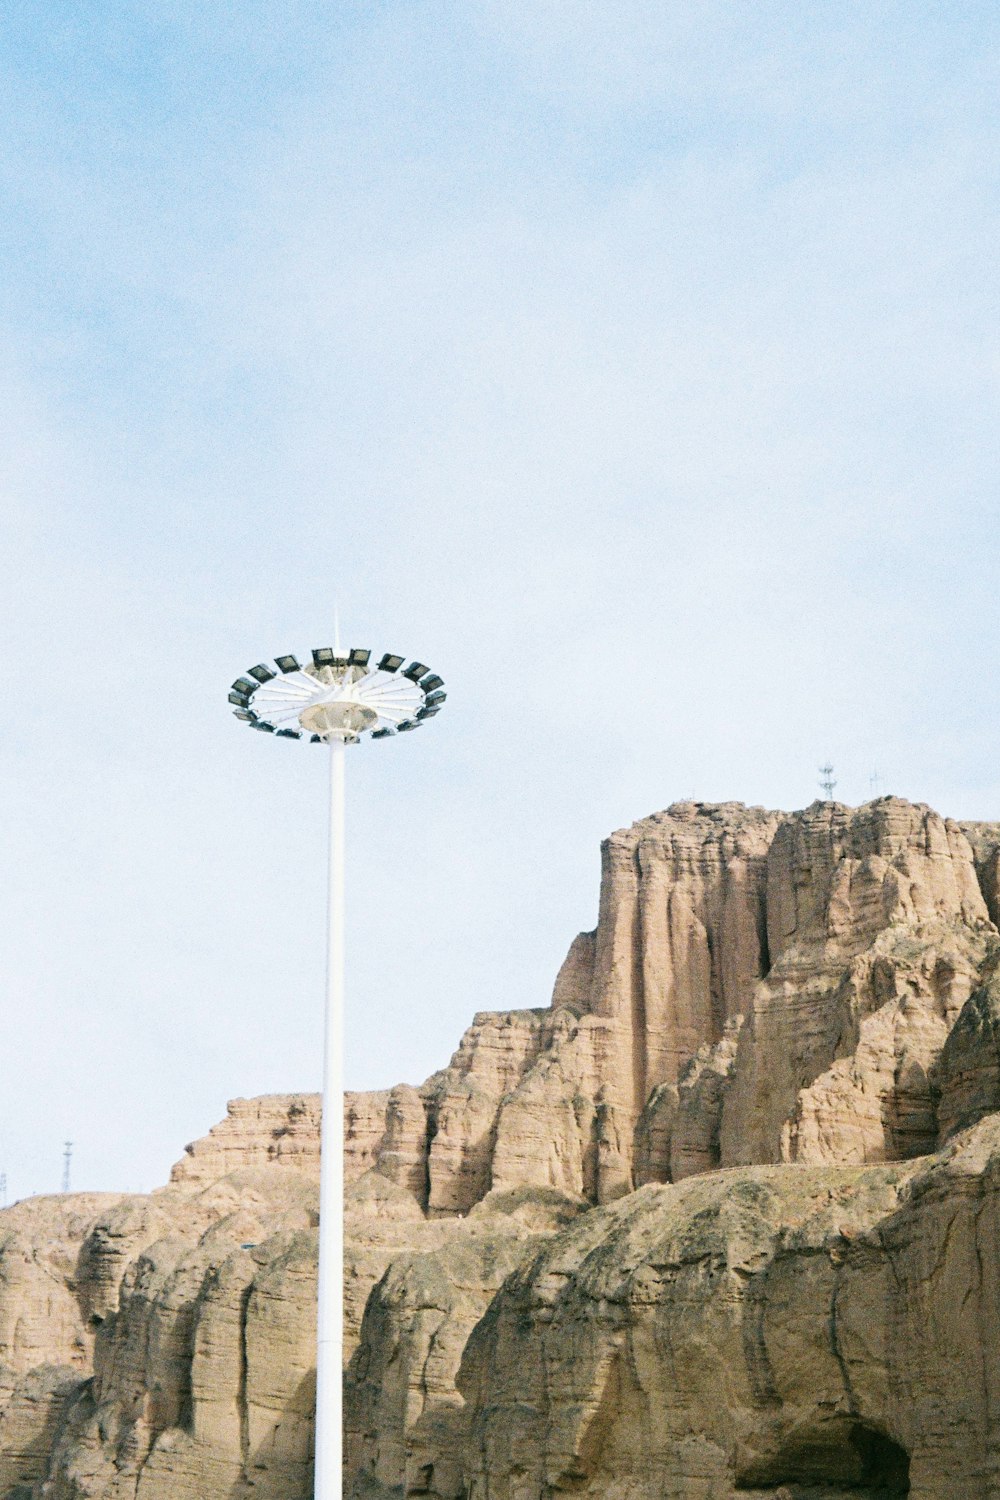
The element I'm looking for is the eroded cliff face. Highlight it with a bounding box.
[459,1115,1000,1499]
[3,796,1000,1499]
[344,798,1000,1209]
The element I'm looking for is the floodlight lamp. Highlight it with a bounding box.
[231,676,258,696]
[227,643,447,745]
[416,706,439,720]
[420,674,444,693]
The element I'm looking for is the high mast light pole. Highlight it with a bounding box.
[227,641,447,1499]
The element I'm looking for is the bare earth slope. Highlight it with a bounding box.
[4,798,1000,1498]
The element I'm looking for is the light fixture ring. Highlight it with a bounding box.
[227,648,446,743]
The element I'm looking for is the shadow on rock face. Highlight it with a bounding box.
[735,1415,910,1495]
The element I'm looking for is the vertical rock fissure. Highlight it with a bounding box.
[740,1268,781,1410]
[237,1280,252,1475]
[706,924,723,1046]
[829,1267,857,1415]
[421,1100,439,1214]
[631,843,648,1128]
[756,865,772,980]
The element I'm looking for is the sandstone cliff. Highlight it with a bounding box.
[349,798,1000,1207]
[2,797,1000,1499]
[458,1115,1000,1498]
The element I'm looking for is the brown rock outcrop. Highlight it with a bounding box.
[0,1365,82,1496]
[169,1094,322,1187]
[3,796,1000,1499]
[345,1187,586,1499]
[42,1168,320,1500]
[345,797,1000,1208]
[459,1113,1000,1499]
[587,801,780,1100]
[960,819,1000,927]
[934,966,1000,1143]
[0,1196,124,1380]
[720,799,992,1173]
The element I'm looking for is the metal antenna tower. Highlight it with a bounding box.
[870,768,882,798]
[819,763,837,801]
[227,636,447,1500]
[62,1142,73,1195]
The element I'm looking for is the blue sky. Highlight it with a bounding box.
[1,2,998,1199]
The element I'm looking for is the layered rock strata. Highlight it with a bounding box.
[0,1164,585,1498]
[169,1093,322,1186]
[2,797,1000,1499]
[458,1114,1000,1499]
[346,798,1000,1209]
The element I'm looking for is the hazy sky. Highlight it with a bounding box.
[2,2,998,1200]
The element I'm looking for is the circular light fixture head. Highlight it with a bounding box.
[227,648,447,744]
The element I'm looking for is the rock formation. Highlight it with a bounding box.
[459,1116,1000,1498]
[2,796,1000,1497]
[348,797,1000,1207]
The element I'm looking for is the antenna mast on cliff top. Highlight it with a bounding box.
[227,635,446,1500]
[61,1142,72,1194]
[819,763,837,801]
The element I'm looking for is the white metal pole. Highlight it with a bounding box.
[315,735,345,1498]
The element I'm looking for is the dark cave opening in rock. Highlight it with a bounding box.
[736,1417,910,1494]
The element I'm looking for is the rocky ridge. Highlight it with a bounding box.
[350,797,1000,1206]
[2,797,1000,1498]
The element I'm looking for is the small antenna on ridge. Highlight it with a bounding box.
[62,1142,73,1194]
[819,764,837,801]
